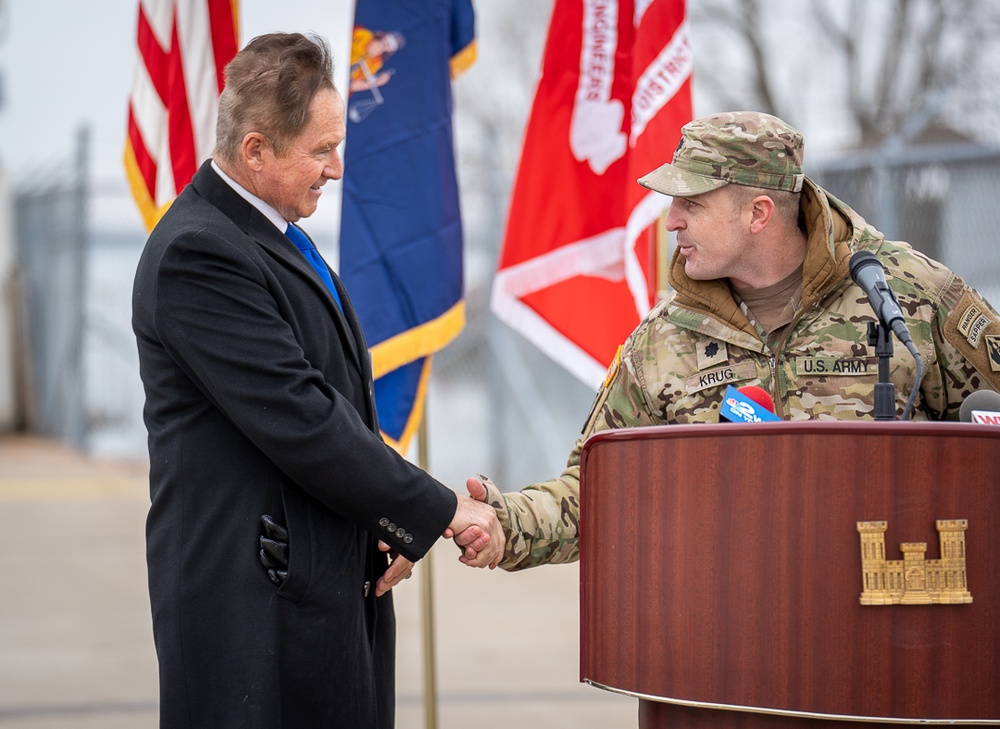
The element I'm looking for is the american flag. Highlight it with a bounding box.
[125,0,238,231]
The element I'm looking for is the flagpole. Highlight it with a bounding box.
[417,413,439,729]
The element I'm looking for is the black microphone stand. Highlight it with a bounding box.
[868,321,896,420]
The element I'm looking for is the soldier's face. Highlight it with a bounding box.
[665,187,752,284]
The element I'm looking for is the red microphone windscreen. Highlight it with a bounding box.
[739,386,775,413]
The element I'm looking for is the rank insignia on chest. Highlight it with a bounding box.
[697,339,728,370]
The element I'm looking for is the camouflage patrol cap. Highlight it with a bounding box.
[638,111,805,196]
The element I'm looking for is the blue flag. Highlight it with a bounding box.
[340,0,475,452]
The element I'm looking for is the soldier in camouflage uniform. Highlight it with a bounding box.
[461,111,1000,572]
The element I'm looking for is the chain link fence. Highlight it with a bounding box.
[12,129,89,446]
[810,143,1000,305]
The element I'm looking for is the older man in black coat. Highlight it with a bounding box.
[132,33,501,728]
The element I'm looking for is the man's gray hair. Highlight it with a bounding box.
[214,32,335,165]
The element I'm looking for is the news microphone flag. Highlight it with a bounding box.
[970,411,1000,425]
[339,0,475,452]
[491,0,693,387]
[719,386,781,424]
[960,389,1000,425]
[125,0,239,231]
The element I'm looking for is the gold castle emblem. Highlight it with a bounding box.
[857,520,973,606]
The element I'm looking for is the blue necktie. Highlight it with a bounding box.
[285,224,343,310]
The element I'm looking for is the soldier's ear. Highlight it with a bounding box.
[748,195,775,234]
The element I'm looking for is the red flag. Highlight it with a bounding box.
[491,0,692,386]
[125,0,239,231]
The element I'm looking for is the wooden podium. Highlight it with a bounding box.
[578,422,1000,727]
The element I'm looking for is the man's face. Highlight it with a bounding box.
[256,88,345,223]
[664,186,752,285]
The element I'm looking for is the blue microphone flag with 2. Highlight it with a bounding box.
[720,385,782,424]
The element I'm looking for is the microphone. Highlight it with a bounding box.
[739,385,775,413]
[719,385,781,423]
[959,389,1000,425]
[849,251,914,347]
[849,251,925,420]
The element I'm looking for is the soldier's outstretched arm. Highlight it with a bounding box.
[456,333,658,571]
[460,454,584,572]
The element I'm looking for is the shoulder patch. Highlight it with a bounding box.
[603,345,622,389]
[581,346,622,435]
[945,289,1000,387]
[985,335,1000,373]
[957,301,992,347]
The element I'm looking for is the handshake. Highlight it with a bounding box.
[260,476,503,597]
[444,475,504,569]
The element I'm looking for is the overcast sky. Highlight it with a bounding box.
[0,0,353,231]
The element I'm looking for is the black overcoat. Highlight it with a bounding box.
[132,161,457,728]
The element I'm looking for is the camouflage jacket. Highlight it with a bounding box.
[487,178,1000,571]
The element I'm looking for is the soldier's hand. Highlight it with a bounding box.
[443,488,504,569]
[452,523,490,557]
[453,477,491,556]
[452,477,502,568]
[466,476,488,503]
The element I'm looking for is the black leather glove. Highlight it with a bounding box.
[259,515,288,586]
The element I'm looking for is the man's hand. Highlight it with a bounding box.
[259,515,289,586]
[375,540,414,597]
[443,480,504,569]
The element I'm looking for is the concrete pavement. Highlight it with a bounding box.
[0,435,636,728]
